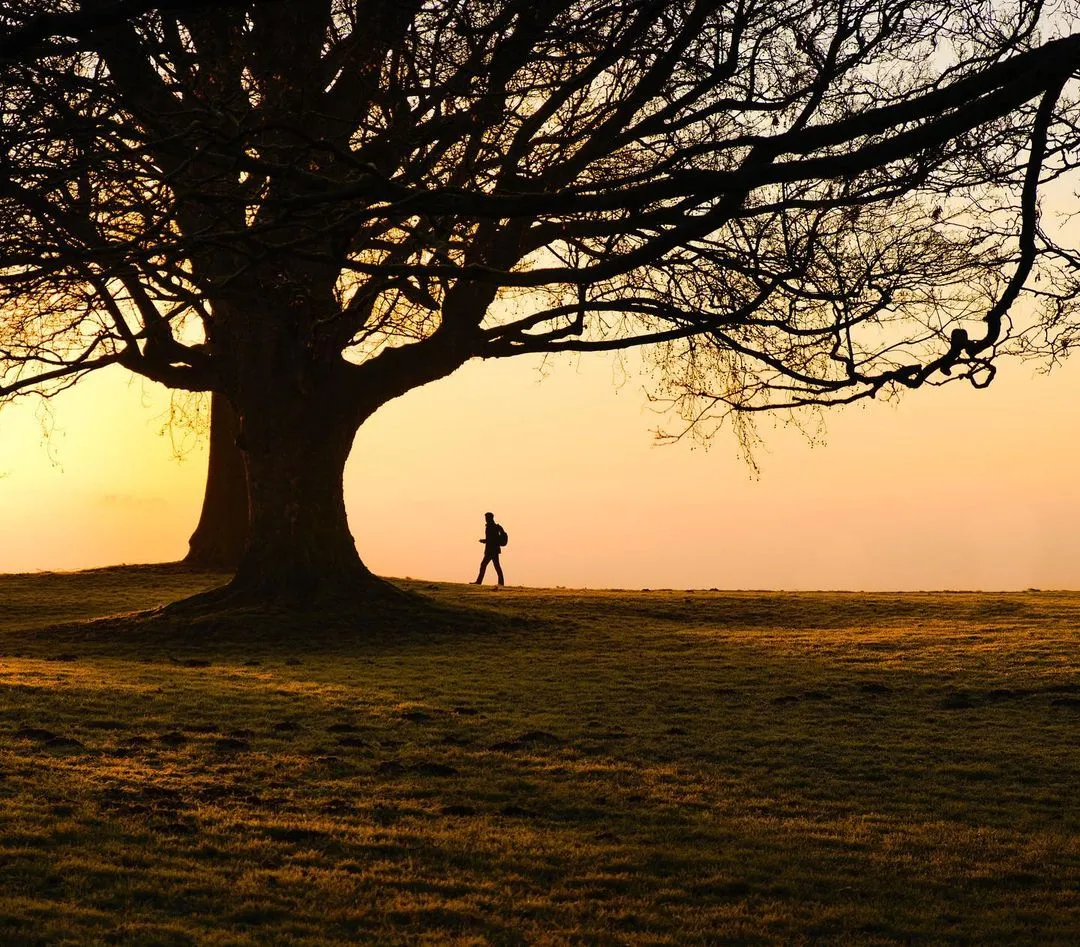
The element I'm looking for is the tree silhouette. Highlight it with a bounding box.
[183,391,248,569]
[1,0,1078,606]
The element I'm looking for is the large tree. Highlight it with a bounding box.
[1,0,1079,606]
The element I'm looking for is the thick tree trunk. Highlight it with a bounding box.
[183,392,249,569]
[224,399,395,606]
[173,289,470,612]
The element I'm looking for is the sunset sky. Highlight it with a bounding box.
[3,6,1080,594]
[2,344,1080,591]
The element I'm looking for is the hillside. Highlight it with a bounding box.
[1,567,1078,944]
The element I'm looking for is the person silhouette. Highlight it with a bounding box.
[473,511,506,586]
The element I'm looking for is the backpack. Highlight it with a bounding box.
[497,525,509,547]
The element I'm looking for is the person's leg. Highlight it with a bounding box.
[493,555,504,586]
[474,555,490,584]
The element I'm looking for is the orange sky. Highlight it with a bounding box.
[1,347,1079,590]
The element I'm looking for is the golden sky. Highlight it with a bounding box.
[1,347,1079,590]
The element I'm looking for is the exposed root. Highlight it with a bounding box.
[24,588,498,662]
[0,563,511,661]
[157,565,415,617]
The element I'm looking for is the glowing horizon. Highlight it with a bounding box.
[2,347,1079,592]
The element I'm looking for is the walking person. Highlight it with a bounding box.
[473,511,507,586]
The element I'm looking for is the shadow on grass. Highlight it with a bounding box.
[0,563,541,662]
[526,588,1067,631]
[2,566,1079,943]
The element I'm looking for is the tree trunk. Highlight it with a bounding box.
[183,392,249,569]
[224,398,394,606]
[174,293,469,611]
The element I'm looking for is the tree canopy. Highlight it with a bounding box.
[1,0,1078,604]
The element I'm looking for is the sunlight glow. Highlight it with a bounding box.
[2,351,1079,590]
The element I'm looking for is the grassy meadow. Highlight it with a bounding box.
[0,566,1078,944]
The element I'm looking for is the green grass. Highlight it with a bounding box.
[1,567,1079,944]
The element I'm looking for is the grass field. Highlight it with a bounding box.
[1,567,1078,945]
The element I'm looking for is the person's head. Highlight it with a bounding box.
[484,512,494,522]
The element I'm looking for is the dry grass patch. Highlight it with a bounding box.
[0,569,1078,944]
